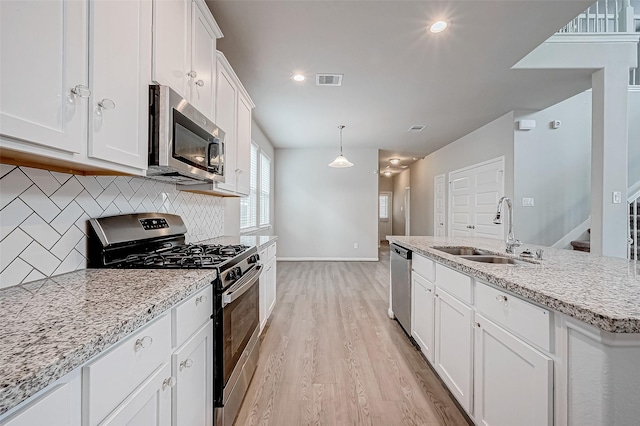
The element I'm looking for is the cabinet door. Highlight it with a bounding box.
[172,321,213,426]
[88,0,151,170]
[474,314,553,426]
[189,0,216,120]
[434,288,473,413]
[152,0,190,98]
[411,272,435,364]
[0,370,81,426]
[215,64,237,191]
[235,94,252,195]
[99,363,172,426]
[266,257,277,316]
[259,253,268,331]
[0,0,87,153]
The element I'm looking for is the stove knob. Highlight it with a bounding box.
[234,266,243,278]
[227,270,237,281]
[248,254,259,264]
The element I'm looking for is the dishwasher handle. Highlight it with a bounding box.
[390,243,412,260]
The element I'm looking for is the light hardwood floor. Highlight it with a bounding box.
[235,244,470,426]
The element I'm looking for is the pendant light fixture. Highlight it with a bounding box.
[328,125,353,168]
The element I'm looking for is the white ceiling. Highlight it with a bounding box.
[207,0,595,169]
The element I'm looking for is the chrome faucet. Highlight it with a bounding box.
[493,197,522,254]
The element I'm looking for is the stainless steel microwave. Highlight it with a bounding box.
[147,85,225,184]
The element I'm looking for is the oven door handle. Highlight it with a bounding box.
[221,264,262,308]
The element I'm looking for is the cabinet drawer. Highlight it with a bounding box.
[412,254,434,282]
[172,285,213,348]
[435,264,472,304]
[476,282,551,352]
[83,314,171,425]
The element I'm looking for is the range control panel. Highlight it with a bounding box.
[139,218,170,230]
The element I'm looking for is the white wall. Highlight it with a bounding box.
[392,169,410,235]
[409,112,515,236]
[275,148,379,260]
[514,91,592,246]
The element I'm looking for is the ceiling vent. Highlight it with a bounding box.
[316,74,343,86]
[407,125,426,132]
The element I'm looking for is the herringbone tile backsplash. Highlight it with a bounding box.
[0,165,224,289]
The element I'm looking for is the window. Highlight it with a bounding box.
[379,193,390,221]
[259,153,271,226]
[240,142,271,230]
[240,143,258,229]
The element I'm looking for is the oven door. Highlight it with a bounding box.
[215,264,262,407]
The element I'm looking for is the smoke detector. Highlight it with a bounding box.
[316,74,343,86]
[407,125,426,132]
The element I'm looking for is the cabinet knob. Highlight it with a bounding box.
[187,70,197,78]
[134,335,153,351]
[162,376,177,390]
[196,79,204,87]
[71,84,91,98]
[180,359,194,371]
[495,295,508,304]
[195,295,207,305]
[97,98,115,111]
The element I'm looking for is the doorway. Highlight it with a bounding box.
[404,187,411,236]
[434,174,446,237]
[379,191,393,242]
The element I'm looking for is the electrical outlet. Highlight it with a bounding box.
[354,243,358,249]
[522,198,535,207]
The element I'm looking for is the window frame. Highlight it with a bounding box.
[240,141,272,233]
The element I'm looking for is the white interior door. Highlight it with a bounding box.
[449,157,504,239]
[434,174,446,237]
[378,191,392,241]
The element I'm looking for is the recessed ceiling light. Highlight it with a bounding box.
[412,157,417,160]
[389,158,400,165]
[292,74,306,82]
[384,171,392,177]
[429,20,449,33]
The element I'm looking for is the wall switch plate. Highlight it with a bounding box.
[522,197,535,207]
[613,191,622,204]
[354,243,358,249]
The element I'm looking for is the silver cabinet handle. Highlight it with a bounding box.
[187,70,197,78]
[134,336,153,351]
[466,225,475,229]
[495,295,508,304]
[162,376,177,390]
[180,359,194,371]
[195,295,207,305]
[97,98,115,110]
[195,79,204,87]
[71,84,91,98]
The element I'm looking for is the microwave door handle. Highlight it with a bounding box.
[217,139,224,172]
[206,138,219,171]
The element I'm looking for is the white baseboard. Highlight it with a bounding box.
[552,216,591,249]
[277,257,379,262]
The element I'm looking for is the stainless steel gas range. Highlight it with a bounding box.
[87,212,261,426]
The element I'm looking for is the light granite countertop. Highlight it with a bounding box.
[387,236,640,334]
[0,235,278,416]
[0,268,218,416]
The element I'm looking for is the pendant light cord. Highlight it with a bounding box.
[339,125,345,155]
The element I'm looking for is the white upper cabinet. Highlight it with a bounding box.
[152,0,221,121]
[88,0,151,170]
[152,0,190,99]
[0,0,87,154]
[215,59,238,192]
[236,93,252,195]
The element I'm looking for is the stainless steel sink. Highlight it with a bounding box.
[460,255,530,265]
[433,246,491,256]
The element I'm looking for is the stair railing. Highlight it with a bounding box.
[558,0,640,85]
[629,196,638,261]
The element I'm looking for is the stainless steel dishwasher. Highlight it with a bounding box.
[390,243,412,335]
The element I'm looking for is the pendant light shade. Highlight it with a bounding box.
[328,125,354,168]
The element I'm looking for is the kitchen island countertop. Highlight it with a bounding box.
[387,236,640,334]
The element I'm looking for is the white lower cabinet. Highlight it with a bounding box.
[172,321,213,426]
[99,363,172,426]
[434,287,474,414]
[474,313,553,426]
[259,243,277,331]
[0,370,81,426]
[411,271,435,364]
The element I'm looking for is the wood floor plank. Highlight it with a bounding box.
[234,244,471,426]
